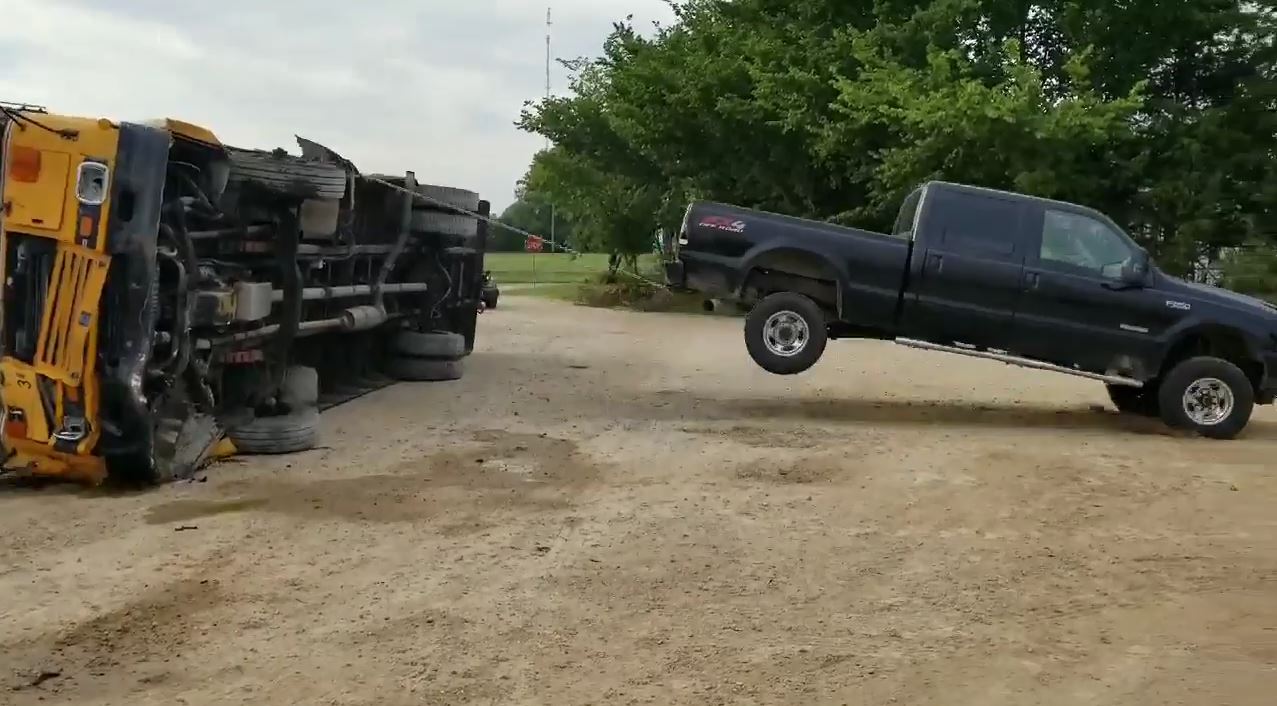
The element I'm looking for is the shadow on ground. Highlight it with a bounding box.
[0,475,161,498]
[639,391,1277,439]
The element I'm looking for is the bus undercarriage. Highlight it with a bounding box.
[0,108,487,483]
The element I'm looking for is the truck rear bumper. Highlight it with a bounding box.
[665,256,737,299]
[663,260,686,289]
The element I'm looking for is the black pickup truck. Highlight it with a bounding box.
[663,181,1277,439]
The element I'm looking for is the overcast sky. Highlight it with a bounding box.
[1,0,676,211]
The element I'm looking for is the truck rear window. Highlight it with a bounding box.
[892,188,922,239]
[931,189,1021,257]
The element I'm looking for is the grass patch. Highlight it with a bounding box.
[488,253,726,316]
[516,283,581,301]
[573,275,723,314]
[514,282,730,315]
[485,253,659,284]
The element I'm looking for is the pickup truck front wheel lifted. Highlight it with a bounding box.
[1157,357,1254,440]
[745,292,828,375]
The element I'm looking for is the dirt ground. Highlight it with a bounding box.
[2,296,1276,705]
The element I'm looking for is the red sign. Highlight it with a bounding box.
[525,235,544,253]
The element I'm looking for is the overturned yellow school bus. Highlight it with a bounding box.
[1,104,488,483]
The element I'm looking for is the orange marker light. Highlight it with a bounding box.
[4,415,28,440]
[9,146,42,182]
[79,215,94,237]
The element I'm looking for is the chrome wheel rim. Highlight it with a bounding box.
[1182,377,1234,426]
[763,311,809,357]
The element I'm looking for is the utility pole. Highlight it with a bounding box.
[545,6,557,253]
[545,6,552,151]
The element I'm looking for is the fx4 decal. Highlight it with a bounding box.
[1166,300,1192,311]
[698,216,747,233]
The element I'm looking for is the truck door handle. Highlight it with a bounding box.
[1025,272,1040,289]
[928,254,944,274]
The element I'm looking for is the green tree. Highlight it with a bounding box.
[518,147,660,273]
[496,185,575,253]
[1221,242,1277,303]
[516,0,1276,279]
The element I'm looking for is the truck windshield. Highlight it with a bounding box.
[892,188,923,239]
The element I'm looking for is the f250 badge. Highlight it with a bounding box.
[1166,300,1192,311]
[699,216,747,233]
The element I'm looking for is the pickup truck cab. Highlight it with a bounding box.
[663,181,1277,439]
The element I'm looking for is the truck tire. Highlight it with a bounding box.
[1157,356,1254,439]
[394,331,466,359]
[744,292,828,375]
[226,148,348,200]
[279,366,320,408]
[414,184,480,212]
[1106,383,1159,417]
[410,210,478,238]
[387,357,464,382]
[227,409,321,455]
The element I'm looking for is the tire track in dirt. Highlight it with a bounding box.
[5,297,1277,705]
[5,552,236,702]
[143,431,603,535]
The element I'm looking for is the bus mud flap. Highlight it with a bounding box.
[154,412,223,481]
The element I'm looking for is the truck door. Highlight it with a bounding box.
[1014,207,1166,377]
[901,186,1030,348]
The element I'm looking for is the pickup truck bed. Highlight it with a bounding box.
[668,208,910,332]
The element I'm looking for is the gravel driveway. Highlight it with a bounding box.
[3,295,1275,705]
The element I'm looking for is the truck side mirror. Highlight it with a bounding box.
[1122,249,1150,286]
